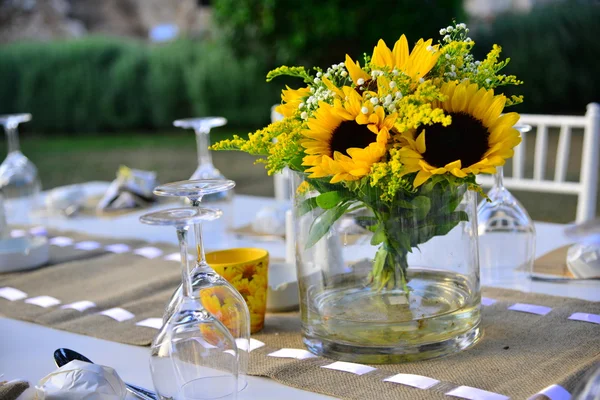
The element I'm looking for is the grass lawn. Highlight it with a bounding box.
[0,128,275,197]
[1,127,598,224]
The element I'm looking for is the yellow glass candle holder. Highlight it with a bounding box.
[205,248,269,333]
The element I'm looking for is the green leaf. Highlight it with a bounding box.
[396,199,416,209]
[305,203,350,248]
[371,246,388,278]
[297,197,318,216]
[396,231,412,252]
[316,191,345,209]
[412,196,431,220]
[434,211,470,236]
[354,216,378,231]
[370,224,385,246]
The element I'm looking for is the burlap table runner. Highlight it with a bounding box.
[0,380,29,400]
[1,229,599,399]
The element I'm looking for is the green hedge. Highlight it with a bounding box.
[0,37,278,134]
[473,2,600,115]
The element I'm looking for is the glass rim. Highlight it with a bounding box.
[139,207,222,226]
[153,179,235,198]
[173,117,227,130]
[0,113,32,126]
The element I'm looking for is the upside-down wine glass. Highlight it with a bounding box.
[0,190,7,239]
[154,179,250,392]
[477,124,536,278]
[174,117,231,203]
[140,207,239,400]
[0,113,41,224]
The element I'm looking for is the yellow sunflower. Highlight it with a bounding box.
[372,36,440,82]
[345,35,440,86]
[302,89,396,183]
[275,86,310,117]
[398,81,521,187]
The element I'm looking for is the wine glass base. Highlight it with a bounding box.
[154,179,235,199]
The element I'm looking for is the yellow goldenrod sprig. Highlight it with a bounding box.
[267,66,313,84]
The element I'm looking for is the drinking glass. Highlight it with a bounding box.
[0,113,41,223]
[154,179,250,391]
[0,190,7,239]
[477,124,535,276]
[140,207,239,400]
[174,117,231,203]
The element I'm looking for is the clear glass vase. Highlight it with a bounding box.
[292,173,481,363]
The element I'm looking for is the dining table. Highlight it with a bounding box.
[1,181,599,399]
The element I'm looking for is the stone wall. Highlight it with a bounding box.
[0,0,212,43]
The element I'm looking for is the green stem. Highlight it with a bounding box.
[392,251,410,294]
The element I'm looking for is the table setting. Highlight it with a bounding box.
[1,20,599,400]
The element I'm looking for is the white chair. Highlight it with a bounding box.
[478,103,600,222]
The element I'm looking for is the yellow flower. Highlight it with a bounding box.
[200,287,243,337]
[398,81,521,187]
[275,86,310,117]
[301,89,395,183]
[344,55,371,85]
[372,35,440,82]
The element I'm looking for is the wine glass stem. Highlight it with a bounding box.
[494,166,504,188]
[190,199,207,264]
[5,125,20,154]
[176,227,193,298]
[195,127,213,168]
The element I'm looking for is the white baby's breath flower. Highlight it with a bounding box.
[301,112,308,120]
[419,78,425,84]
[465,38,472,43]
[485,78,492,84]
[389,81,396,88]
[298,102,305,109]
[450,65,456,72]
[395,91,403,99]
[313,77,320,84]
[316,72,322,77]
[384,94,393,104]
[370,97,378,105]
[447,26,454,33]
[440,28,447,35]
[341,70,348,77]
[361,106,369,114]
[443,35,451,42]
[357,78,365,85]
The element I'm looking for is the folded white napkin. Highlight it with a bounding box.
[35,360,126,399]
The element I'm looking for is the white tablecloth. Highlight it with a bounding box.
[1,182,598,399]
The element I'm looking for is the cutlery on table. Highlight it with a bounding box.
[53,348,157,400]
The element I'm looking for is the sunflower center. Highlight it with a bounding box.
[420,112,490,168]
[329,121,376,156]
[355,79,378,95]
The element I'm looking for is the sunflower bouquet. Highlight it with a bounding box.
[213,22,523,291]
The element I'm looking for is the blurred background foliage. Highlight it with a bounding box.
[0,37,278,133]
[473,1,600,115]
[212,0,465,67]
[0,0,598,134]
